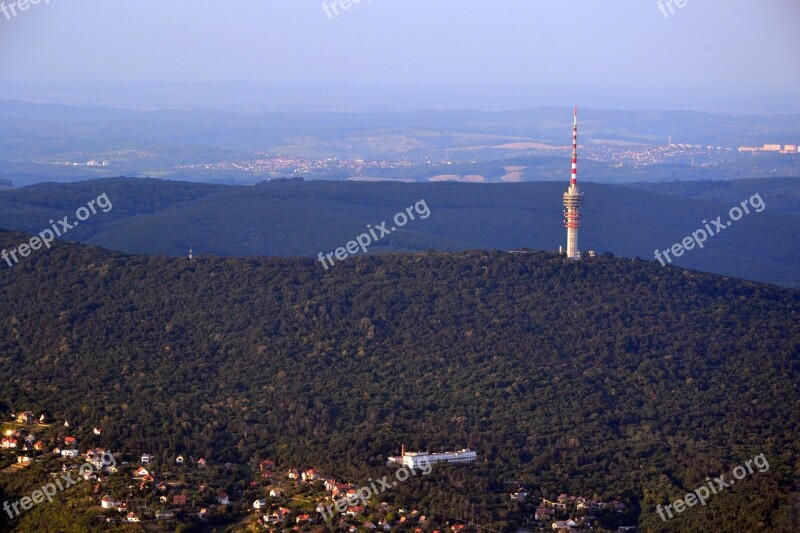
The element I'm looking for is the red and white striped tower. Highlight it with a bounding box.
[563,107,584,260]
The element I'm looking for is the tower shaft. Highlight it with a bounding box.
[563,107,584,260]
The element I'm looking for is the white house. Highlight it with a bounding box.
[270,489,283,498]
[253,499,268,509]
[396,448,477,470]
[552,520,578,530]
[101,496,122,509]
[61,449,80,458]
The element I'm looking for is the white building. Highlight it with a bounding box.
[391,448,477,469]
[61,449,80,458]
[253,499,268,509]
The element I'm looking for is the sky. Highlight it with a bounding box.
[1,0,799,111]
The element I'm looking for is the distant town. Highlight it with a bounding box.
[38,139,798,185]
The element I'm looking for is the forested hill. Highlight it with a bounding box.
[0,232,798,531]
[0,177,799,288]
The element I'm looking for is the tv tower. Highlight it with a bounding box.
[563,107,584,260]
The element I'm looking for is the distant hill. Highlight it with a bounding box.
[0,177,798,288]
[0,236,797,531]
[626,177,800,214]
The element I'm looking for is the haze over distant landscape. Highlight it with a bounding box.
[1,1,800,187]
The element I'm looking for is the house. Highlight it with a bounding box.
[172,495,188,506]
[175,455,185,464]
[267,507,289,523]
[552,520,578,531]
[33,441,43,451]
[535,507,556,521]
[155,509,175,520]
[117,503,128,513]
[217,492,230,505]
[543,498,567,510]
[86,448,107,467]
[197,457,207,467]
[64,436,77,446]
[364,522,377,530]
[16,456,32,464]
[452,526,467,532]
[126,512,140,523]
[302,468,318,482]
[134,467,149,478]
[253,499,268,509]
[93,427,102,435]
[159,495,168,504]
[511,487,529,502]
[296,514,311,524]
[269,488,283,498]
[346,506,365,517]
[16,412,34,425]
[331,482,351,496]
[287,469,299,479]
[141,454,151,464]
[156,482,168,492]
[260,459,276,471]
[61,449,80,458]
[101,496,121,509]
[1,438,17,449]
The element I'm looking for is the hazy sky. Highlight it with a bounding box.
[1,0,799,109]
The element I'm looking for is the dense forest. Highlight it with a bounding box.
[0,177,798,288]
[0,231,798,531]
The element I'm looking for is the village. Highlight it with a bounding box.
[2,411,636,532]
